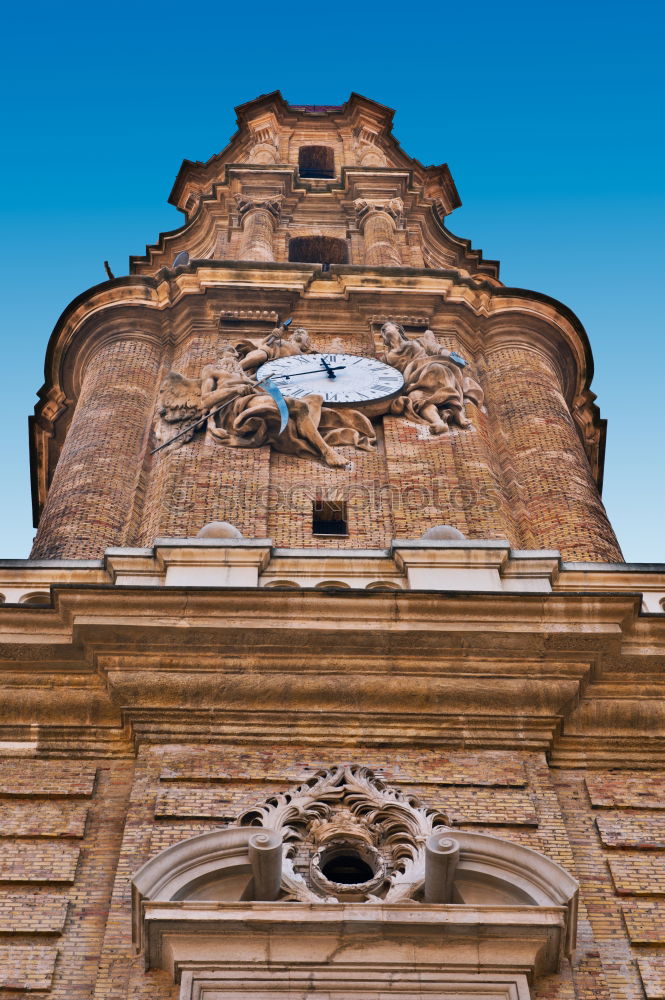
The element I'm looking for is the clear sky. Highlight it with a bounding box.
[0,0,663,562]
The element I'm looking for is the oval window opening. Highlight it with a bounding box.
[321,851,374,885]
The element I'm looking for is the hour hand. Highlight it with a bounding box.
[320,356,337,379]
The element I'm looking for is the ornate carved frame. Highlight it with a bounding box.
[132,767,578,1000]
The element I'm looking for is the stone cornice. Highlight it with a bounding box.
[1,546,664,759]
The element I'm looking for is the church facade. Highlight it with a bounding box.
[0,92,664,1000]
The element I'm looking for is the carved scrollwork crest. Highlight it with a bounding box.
[236,764,452,903]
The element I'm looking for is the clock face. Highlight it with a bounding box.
[255,353,405,407]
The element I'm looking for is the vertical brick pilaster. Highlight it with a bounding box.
[361,210,401,266]
[483,342,622,561]
[31,335,163,559]
[238,208,277,262]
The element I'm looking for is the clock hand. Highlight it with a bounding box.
[319,356,337,379]
[258,365,346,382]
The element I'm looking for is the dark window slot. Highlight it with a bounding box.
[313,500,348,536]
[298,145,335,178]
[289,236,349,266]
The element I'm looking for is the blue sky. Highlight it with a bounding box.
[0,0,663,561]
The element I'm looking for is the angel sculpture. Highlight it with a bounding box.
[234,323,312,373]
[156,346,376,469]
[380,322,484,434]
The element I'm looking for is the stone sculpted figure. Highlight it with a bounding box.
[380,321,484,434]
[157,345,375,469]
[235,323,313,373]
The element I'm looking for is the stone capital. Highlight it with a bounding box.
[235,193,282,222]
[354,196,403,228]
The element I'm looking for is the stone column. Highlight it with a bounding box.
[31,333,163,559]
[354,198,403,266]
[236,195,281,262]
[484,339,622,562]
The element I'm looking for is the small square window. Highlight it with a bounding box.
[312,500,348,536]
[298,145,335,178]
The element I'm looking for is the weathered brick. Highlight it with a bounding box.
[586,772,665,809]
[0,761,96,797]
[0,893,68,933]
[0,843,80,883]
[608,854,665,895]
[403,785,538,825]
[638,958,665,1000]
[159,749,526,786]
[596,812,665,848]
[0,944,58,989]
[622,902,665,943]
[0,801,88,837]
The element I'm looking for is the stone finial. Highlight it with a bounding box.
[422,525,466,540]
[196,521,244,539]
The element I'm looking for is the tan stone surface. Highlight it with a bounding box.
[2,90,661,1000]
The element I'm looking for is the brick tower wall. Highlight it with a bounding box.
[0,746,644,999]
[31,318,621,561]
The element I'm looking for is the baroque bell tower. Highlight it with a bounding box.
[30,91,620,563]
[1,94,664,1000]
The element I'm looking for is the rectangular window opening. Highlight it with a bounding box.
[312,500,348,537]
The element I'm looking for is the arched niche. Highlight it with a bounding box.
[19,591,51,606]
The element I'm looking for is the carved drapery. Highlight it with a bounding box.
[236,194,282,262]
[354,197,403,266]
[155,339,376,470]
[380,322,484,434]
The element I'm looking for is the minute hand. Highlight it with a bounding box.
[260,365,346,381]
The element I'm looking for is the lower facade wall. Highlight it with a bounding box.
[0,750,663,999]
[0,758,133,999]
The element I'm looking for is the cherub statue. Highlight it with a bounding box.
[235,324,313,373]
[156,345,375,468]
[380,322,484,434]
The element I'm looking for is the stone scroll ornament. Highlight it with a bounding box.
[380,321,484,434]
[155,328,376,468]
[236,764,453,903]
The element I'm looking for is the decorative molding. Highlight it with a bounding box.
[235,193,283,221]
[132,764,579,982]
[237,763,450,902]
[354,196,404,228]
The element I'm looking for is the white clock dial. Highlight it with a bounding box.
[255,353,405,407]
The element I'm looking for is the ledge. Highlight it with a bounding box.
[141,899,569,981]
[0,542,663,611]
